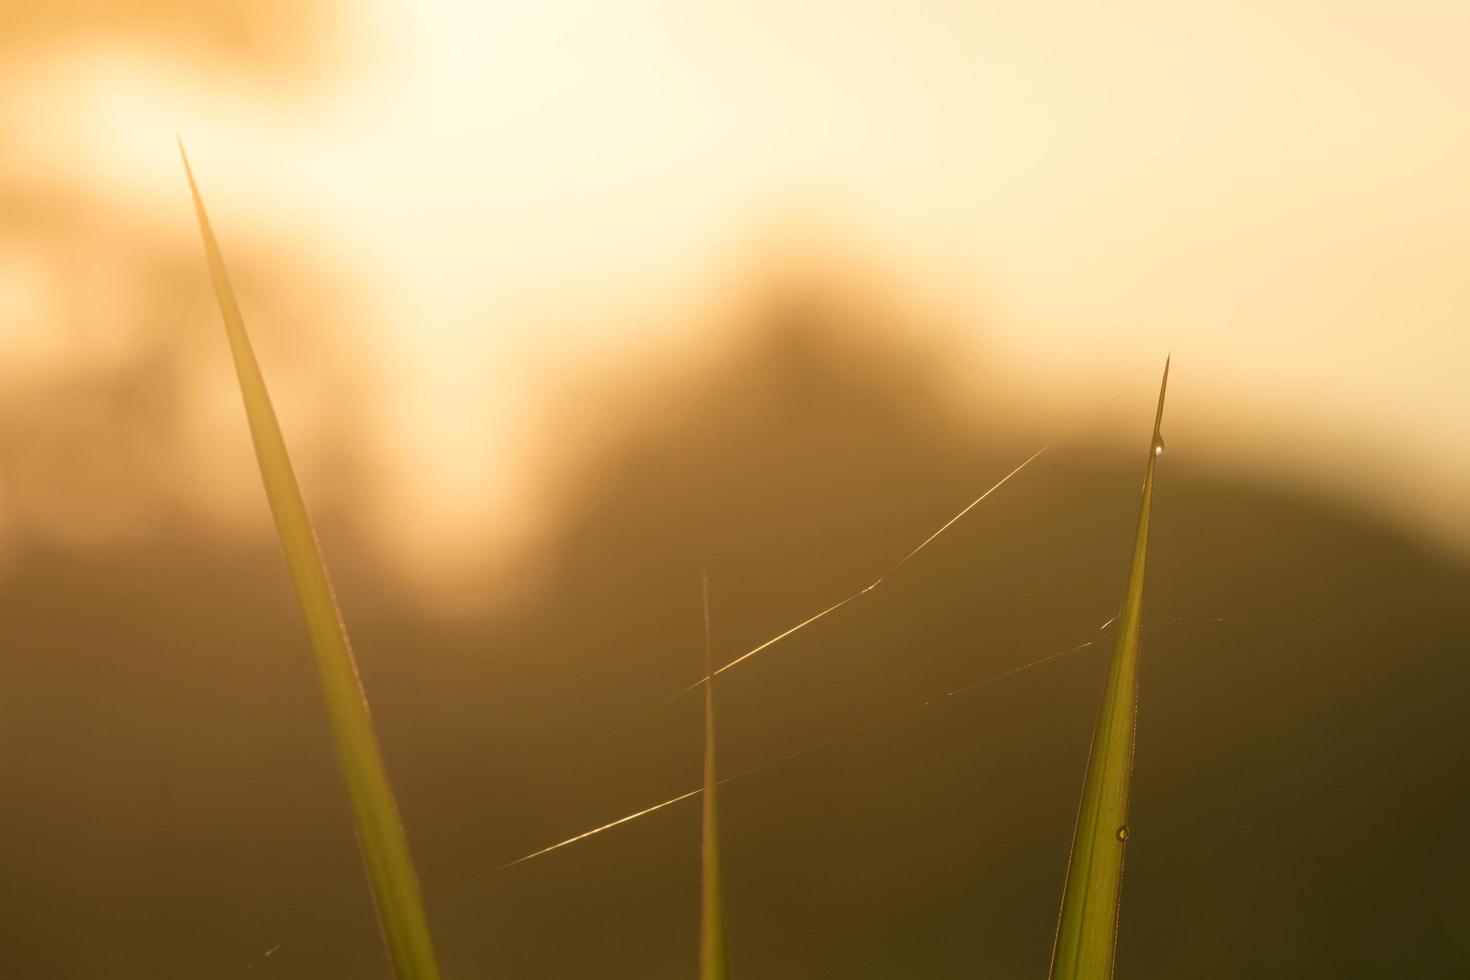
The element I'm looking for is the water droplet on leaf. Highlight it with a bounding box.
[1116,825,1130,842]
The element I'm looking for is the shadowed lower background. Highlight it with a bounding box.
[1,1,1468,977]
[1,310,1467,978]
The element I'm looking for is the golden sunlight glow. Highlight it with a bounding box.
[2,0,1467,601]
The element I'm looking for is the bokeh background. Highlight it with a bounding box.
[0,2,1467,977]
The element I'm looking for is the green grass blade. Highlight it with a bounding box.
[179,142,443,980]
[1048,357,1170,980]
[699,568,731,980]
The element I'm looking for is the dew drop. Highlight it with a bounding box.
[1152,436,1165,457]
[1116,825,1130,842]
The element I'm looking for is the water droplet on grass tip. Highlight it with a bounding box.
[1117,825,1130,842]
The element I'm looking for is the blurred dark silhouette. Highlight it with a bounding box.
[0,300,1466,979]
[0,181,374,554]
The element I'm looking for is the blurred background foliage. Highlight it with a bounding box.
[0,1,1467,977]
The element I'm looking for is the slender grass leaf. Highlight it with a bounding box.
[1048,357,1170,980]
[700,567,731,980]
[179,142,443,980]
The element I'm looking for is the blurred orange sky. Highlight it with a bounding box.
[1,0,1466,601]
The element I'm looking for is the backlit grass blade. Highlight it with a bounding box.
[699,568,731,980]
[179,142,443,980]
[1048,357,1170,980]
